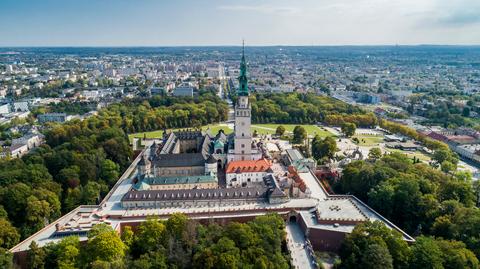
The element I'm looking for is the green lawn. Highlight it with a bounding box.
[129,130,165,141]
[128,124,233,142]
[128,123,334,142]
[353,135,384,146]
[202,124,233,135]
[387,149,432,162]
[252,124,333,137]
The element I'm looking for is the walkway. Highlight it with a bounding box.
[286,220,317,269]
[299,172,328,201]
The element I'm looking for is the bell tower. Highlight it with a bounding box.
[233,41,252,161]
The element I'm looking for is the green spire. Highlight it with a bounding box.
[238,40,248,96]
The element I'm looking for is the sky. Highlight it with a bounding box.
[0,0,479,46]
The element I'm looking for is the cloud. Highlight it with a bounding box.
[217,4,300,15]
[438,10,480,25]
[429,0,480,26]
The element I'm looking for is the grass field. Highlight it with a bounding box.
[202,124,233,134]
[128,123,334,142]
[251,124,333,137]
[387,148,432,162]
[128,124,233,142]
[353,135,384,146]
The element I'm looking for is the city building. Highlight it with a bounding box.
[226,159,273,187]
[37,113,69,123]
[173,85,194,97]
[284,149,317,172]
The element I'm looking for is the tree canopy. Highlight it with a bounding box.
[334,151,480,263]
[23,214,289,269]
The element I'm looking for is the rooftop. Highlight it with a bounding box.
[134,174,217,189]
[316,197,367,222]
[286,149,304,161]
[152,153,206,167]
[226,158,271,173]
[123,186,268,202]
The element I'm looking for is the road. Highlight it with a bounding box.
[286,221,317,269]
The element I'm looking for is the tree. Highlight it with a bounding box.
[121,226,134,249]
[81,181,102,205]
[133,218,166,254]
[275,125,286,136]
[410,237,443,269]
[292,126,307,144]
[130,251,167,269]
[341,122,356,137]
[207,237,241,269]
[462,107,470,117]
[57,166,80,189]
[25,196,51,233]
[27,241,46,269]
[339,221,410,269]
[436,239,479,269]
[0,248,13,269]
[440,161,455,174]
[361,242,393,269]
[84,224,126,265]
[432,149,458,166]
[63,187,82,212]
[166,213,188,241]
[0,218,20,249]
[52,236,80,269]
[32,188,61,220]
[368,147,382,161]
[100,160,119,186]
[1,182,32,225]
[311,135,337,161]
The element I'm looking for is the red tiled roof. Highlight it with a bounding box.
[446,135,476,144]
[427,132,449,142]
[226,159,271,173]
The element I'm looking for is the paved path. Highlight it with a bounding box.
[323,126,341,136]
[286,221,316,269]
[299,172,328,201]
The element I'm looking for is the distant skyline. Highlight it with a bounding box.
[1,0,480,46]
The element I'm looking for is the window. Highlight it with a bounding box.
[241,144,245,148]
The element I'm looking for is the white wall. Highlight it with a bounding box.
[226,171,270,187]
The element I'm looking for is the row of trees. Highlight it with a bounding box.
[251,93,377,127]
[35,101,98,116]
[339,221,479,269]
[19,213,289,269]
[379,119,450,151]
[109,90,228,134]
[335,152,480,261]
